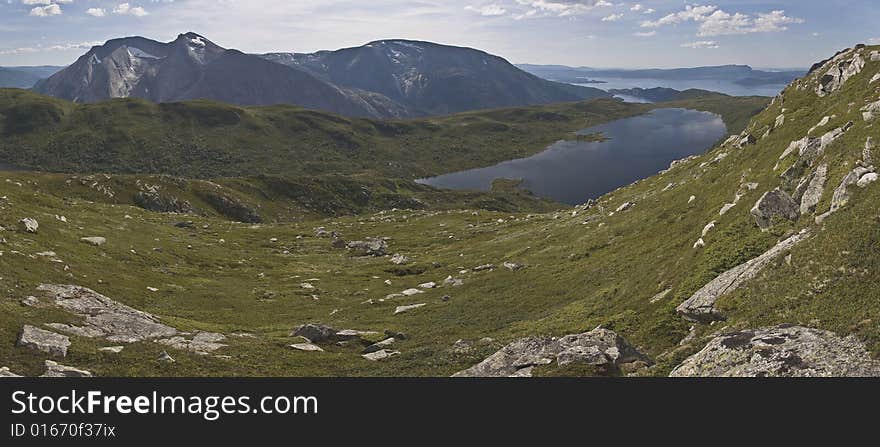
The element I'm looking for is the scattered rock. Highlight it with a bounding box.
[453,328,652,377]
[19,218,38,233]
[384,330,408,340]
[394,304,426,315]
[290,343,324,352]
[693,238,705,249]
[473,264,495,272]
[418,282,437,289]
[390,254,410,265]
[401,288,424,296]
[615,202,634,212]
[80,237,107,247]
[98,346,124,354]
[650,289,672,304]
[796,164,828,214]
[443,276,464,287]
[831,166,874,212]
[750,188,800,230]
[41,360,92,378]
[158,332,227,354]
[701,221,716,237]
[363,338,396,354]
[45,323,105,338]
[676,230,810,323]
[17,325,70,357]
[503,262,524,271]
[362,349,400,361]
[670,325,880,377]
[857,172,878,188]
[0,367,22,377]
[862,99,880,121]
[36,284,178,343]
[346,238,388,257]
[157,351,175,363]
[291,324,337,343]
[335,329,379,341]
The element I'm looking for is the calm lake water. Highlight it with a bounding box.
[418,108,726,205]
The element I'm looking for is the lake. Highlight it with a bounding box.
[582,77,787,99]
[417,108,726,205]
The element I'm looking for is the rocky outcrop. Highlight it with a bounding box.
[676,230,810,323]
[346,238,388,257]
[157,332,227,354]
[41,360,93,378]
[0,367,22,377]
[17,325,70,357]
[36,284,178,343]
[291,324,337,343]
[670,325,880,377]
[794,164,827,215]
[750,189,800,229]
[815,49,865,97]
[453,328,652,377]
[134,189,194,214]
[862,99,880,121]
[830,166,875,212]
[197,190,263,224]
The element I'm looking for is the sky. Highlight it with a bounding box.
[0,0,878,69]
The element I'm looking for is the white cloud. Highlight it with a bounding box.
[28,4,62,16]
[0,40,102,55]
[513,0,613,19]
[681,40,719,49]
[630,4,653,14]
[113,3,149,16]
[464,4,506,16]
[86,7,106,17]
[601,13,623,22]
[634,30,656,37]
[641,5,802,37]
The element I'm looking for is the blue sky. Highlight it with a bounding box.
[1,1,878,68]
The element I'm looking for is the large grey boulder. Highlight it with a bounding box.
[346,238,388,257]
[36,284,178,343]
[670,325,880,377]
[831,166,874,212]
[750,189,800,229]
[17,325,70,357]
[291,324,337,343]
[453,328,652,377]
[41,360,93,378]
[677,230,810,323]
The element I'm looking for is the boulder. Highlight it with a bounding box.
[346,238,388,257]
[157,351,175,363]
[443,276,464,287]
[857,172,878,188]
[0,367,22,377]
[17,325,70,357]
[797,164,828,214]
[750,189,800,229]
[363,338,396,354]
[98,346,124,354]
[862,99,880,121]
[80,237,107,247]
[390,254,410,265]
[615,202,634,212]
[394,304,426,315]
[291,324,337,343]
[831,167,874,212]
[453,328,652,377]
[362,349,400,361]
[290,343,324,352]
[503,262,524,271]
[158,332,227,354]
[41,361,92,378]
[19,218,38,233]
[670,325,880,377]
[677,230,810,323]
[473,264,495,272]
[36,284,178,343]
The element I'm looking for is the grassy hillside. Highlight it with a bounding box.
[0,89,766,180]
[13,69,867,376]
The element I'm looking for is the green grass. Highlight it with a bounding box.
[4,50,879,378]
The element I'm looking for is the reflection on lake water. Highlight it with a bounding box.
[418,108,727,205]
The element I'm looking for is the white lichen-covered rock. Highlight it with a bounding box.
[831,166,874,212]
[158,332,227,354]
[17,325,70,357]
[41,360,93,378]
[857,172,878,188]
[19,218,38,233]
[816,49,865,97]
[750,189,800,229]
[670,325,880,377]
[36,284,178,343]
[795,164,828,215]
[453,328,652,377]
[362,349,400,361]
[861,99,880,121]
[394,303,426,315]
[677,230,810,323]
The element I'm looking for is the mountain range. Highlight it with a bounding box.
[0,66,63,89]
[33,33,609,118]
